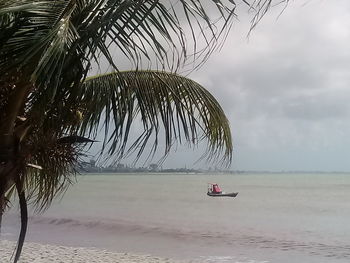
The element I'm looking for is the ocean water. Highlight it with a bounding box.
[3,173,350,263]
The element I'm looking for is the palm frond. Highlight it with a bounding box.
[78,70,233,165]
[23,131,81,211]
[0,1,69,73]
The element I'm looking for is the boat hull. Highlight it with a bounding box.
[207,192,238,197]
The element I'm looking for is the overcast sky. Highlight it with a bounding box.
[152,0,350,171]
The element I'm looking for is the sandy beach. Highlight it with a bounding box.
[0,240,195,263]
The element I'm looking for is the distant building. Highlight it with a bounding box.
[149,163,159,171]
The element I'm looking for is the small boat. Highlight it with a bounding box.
[207,183,238,198]
[207,192,238,197]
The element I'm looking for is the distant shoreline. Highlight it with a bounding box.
[79,159,350,175]
[78,169,350,175]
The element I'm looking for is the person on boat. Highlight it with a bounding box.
[212,183,222,194]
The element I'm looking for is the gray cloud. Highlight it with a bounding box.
[183,1,350,171]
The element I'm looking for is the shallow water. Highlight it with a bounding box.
[3,173,350,262]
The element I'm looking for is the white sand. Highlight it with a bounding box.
[0,240,197,263]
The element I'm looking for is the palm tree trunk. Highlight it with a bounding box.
[0,176,9,235]
[0,193,4,234]
[0,79,30,236]
[0,78,30,169]
[14,179,27,263]
[0,163,17,234]
[0,77,30,136]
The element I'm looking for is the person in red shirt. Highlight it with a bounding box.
[212,184,222,194]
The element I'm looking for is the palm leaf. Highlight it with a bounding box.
[78,70,233,165]
[22,131,80,211]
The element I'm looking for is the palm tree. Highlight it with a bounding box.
[0,0,288,262]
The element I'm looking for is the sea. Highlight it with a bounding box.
[2,172,350,263]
